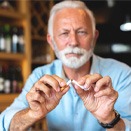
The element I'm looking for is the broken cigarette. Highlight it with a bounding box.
[71,80,89,91]
[61,79,89,91]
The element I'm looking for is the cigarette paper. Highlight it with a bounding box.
[61,79,89,91]
[72,80,89,91]
[67,79,72,85]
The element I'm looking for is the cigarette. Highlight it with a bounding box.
[67,79,72,85]
[60,79,72,91]
[72,80,89,91]
[61,79,89,91]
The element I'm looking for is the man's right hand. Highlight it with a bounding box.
[26,74,69,121]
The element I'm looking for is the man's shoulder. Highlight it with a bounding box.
[94,54,131,73]
[97,55,130,67]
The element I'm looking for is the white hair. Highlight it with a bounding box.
[47,0,96,38]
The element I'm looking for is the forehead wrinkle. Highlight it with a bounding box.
[57,19,80,32]
[53,8,93,35]
[56,16,87,32]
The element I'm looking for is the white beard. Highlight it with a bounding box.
[53,42,93,69]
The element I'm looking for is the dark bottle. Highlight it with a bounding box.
[0,26,5,52]
[3,24,11,53]
[3,65,11,94]
[9,65,18,93]
[16,65,23,93]
[0,65,4,93]
[11,26,19,53]
[17,27,25,53]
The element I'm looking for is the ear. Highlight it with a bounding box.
[93,29,99,47]
[95,29,99,40]
[47,34,55,50]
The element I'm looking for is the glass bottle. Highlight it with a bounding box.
[0,65,4,93]
[3,65,11,93]
[3,24,11,53]
[11,26,18,53]
[0,26,5,52]
[17,27,25,53]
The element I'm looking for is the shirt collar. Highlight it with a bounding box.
[90,54,100,74]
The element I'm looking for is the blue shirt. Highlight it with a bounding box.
[0,54,131,131]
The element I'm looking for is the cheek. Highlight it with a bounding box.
[54,37,67,51]
[79,36,93,50]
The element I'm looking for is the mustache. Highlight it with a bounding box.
[61,47,86,55]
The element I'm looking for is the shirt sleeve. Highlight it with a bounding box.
[114,67,131,131]
[0,70,39,131]
[0,88,29,131]
[122,118,131,131]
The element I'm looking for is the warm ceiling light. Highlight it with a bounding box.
[120,15,131,31]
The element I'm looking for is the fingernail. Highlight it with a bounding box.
[60,81,66,87]
[83,83,89,89]
[94,86,99,92]
[57,87,60,92]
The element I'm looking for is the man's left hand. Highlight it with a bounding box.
[74,74,118,123]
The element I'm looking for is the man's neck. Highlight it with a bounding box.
[63,60,91,81]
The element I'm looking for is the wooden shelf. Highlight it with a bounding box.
[0,52,25,61]
[32,60,52,65]
[0,93,19,112]
[0,1,31,113]
[32,35,46,41]
[0,8,25,20]
[30,1,55,68]
[0,1,50,130]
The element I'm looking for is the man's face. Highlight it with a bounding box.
[51,8,97,68]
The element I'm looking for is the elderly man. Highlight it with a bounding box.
[0,1,131,131]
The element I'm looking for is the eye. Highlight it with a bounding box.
[61,32,69,35]
[77,30,87,35]
[59,32,69,38]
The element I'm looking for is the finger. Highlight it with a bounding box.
[74,84,85,95]
[26,91,44,111]
[95,76,112,92]
[60,85,70,94]
[52,75,68,91]
[94,87,118,99]
[27,89,46,103]
[40,74,60,92]
[26,91,48,119]
[52,75,70,97]
[55,85,70,100]
[34,80,51,98]
[78,74,102,90]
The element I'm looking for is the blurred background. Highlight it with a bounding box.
[0,0,131,130]
[85,0,131,66]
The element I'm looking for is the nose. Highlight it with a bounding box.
[68,32,79,47]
